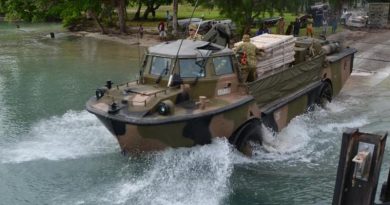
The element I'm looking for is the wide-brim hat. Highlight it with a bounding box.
[189,24,197,30]
[242,34,250,42]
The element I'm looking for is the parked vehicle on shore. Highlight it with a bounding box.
[86,34,356,155]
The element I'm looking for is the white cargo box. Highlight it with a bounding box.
[233,34,296,77]
[250,34,295,51]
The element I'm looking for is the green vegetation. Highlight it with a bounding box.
[127,4,221,27]
[0,0,383,35]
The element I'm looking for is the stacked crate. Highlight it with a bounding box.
[368,3,390,28]
[233,34,296,76]
[251,34,295,76]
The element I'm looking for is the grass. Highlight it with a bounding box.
[126,3,223,27]
[126,4,345,38]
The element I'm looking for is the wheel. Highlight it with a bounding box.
[316,81,333,107]
[231,119,263,156]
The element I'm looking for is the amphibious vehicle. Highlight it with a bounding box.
[86,35,356,154]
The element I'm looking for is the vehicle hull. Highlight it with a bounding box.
[85,39,356,153]
[87,97,260,153]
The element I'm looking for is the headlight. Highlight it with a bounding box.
[157,100,174,116]
[95,88,107,99]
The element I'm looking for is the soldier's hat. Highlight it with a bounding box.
[242,34,250,42]
[189,24,197,31]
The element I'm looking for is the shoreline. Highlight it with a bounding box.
[73,26,376,49]
[74,30,161,47]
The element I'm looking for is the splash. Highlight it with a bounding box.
[0,110,118,163]
[0,70,5,137]
[252,99,369,165]
[98,139,234,205]
[254,114,312,163]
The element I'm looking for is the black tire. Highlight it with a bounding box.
[316,81,333,107]
[231,119,263,156]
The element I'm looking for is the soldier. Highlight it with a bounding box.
[322,18,328,36]
[187,24,202,40]
[293,18,300,37]
[306,16,314,37]
[331,15,338,34]
[276,17,285,35]
[285,22,294,35]
[234,34,258,82]
[255,23,269,36]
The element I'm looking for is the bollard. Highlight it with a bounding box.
[199,96,207,110]
[332,129,387,205]
[380,167,390,203]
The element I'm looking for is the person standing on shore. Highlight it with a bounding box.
[139,24,144,39]
[331,15,338,34]
[285,22,294,35]
[255,24,269,36]
[158,21,166,41]
[306,16,314,37]
[293,18,300,37]
[322,17,328,36]
[276,17,285,35]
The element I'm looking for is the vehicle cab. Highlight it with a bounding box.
[141,40,244,102]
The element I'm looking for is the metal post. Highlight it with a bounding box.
[332,129,387,205]
[380,168,390,202]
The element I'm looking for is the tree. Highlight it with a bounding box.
[132,0,143,20]
[115,0,127,33]
[141,0,172,20]
[210,0,265,35]
[172,0,178,35]
[0,0,63,22]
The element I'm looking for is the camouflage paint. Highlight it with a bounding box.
[96,99,256,153]
[86,39,356,153]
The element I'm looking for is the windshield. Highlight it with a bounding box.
[179,59,204,78]
[150,56,172,76]
[213,56,233,75]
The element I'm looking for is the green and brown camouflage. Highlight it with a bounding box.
[86,37,356,154]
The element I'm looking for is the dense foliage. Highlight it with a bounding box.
[1,0,389,35]
[199,0,389,34]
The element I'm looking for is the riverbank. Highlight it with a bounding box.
[75,27,161,47]
[76,31,160,47]
[73,25,383,49]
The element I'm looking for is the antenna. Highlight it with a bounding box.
[137,24,144,84]
[194,19,202,37]
[169,0,200,78]
[137,25,141,69]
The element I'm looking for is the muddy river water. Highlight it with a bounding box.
[1,23,390,204]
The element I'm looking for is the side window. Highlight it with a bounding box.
[150,56,171,76]
[213,56,233,76]
[179,59,204,78]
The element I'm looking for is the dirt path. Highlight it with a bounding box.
[337,27,390,93]
[329,28,390,73]
[76,26,390,63]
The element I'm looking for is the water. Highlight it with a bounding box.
[1,23,390,205]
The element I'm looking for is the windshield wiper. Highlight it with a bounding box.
[191,58,206,86]
[191,68,204,86]
[156,62,169,84]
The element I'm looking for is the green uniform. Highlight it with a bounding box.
[187,34,203,41]
[234,42,257,81]
[276,19,285,34]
